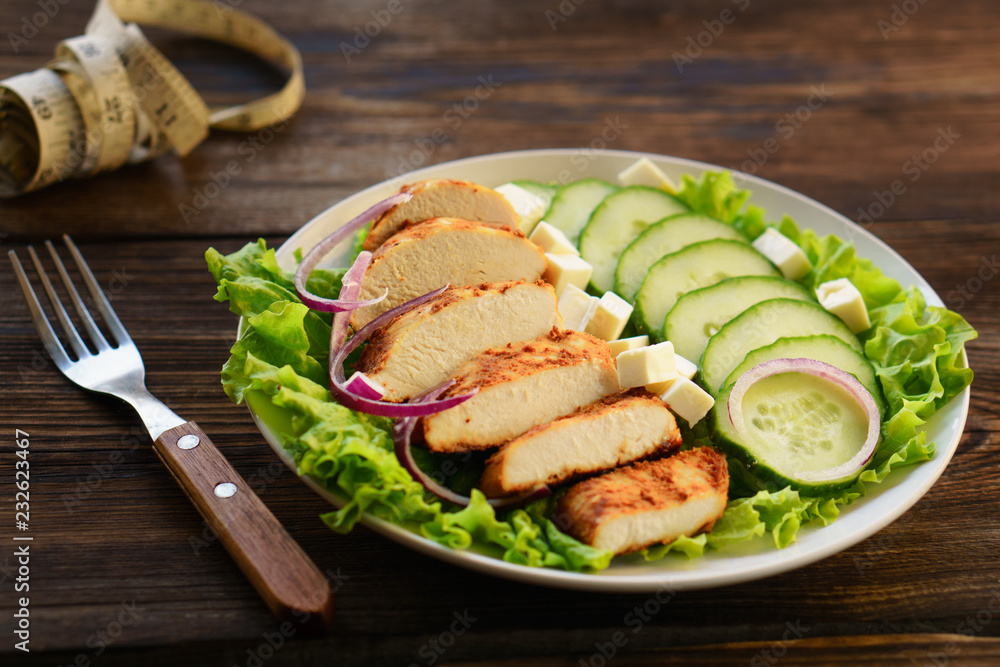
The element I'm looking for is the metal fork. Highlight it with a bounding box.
[9,235,334,631]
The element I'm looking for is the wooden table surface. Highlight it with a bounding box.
[1,0,998,664]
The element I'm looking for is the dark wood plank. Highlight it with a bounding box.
[7,633,1000,667]
[0,0,998,663]
[0,0,997,239]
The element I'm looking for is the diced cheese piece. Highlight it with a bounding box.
[751,228,812,281]
[607,335,649,357]
[658,377,715,426]
[673,353,698,380]
[585,291,634,341]
[495,183,547,235]
[644,354,697,393]
[543,252,592,297]
[617,341,678,390]
[816,278,871,333]
[558,284,600,331]
[529,221,579,256]
[644,378,676,395]
[616,157,677,193]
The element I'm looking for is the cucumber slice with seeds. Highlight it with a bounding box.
[634,239,780,338]
[542,179,619,245]
[701,298,864,396]
[712,369,876,493]
[615,213,747,302]
[579,186,688,293]
[665,276,813,364]
[722,334,886,417]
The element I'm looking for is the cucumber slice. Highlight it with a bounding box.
[634,239,780,338]
[712,372,875,493]
[665,276,813,364]
[701,298,863,395]
[722,334,886,417]
[579,186,688,293]
[511,180,559,210]
[615,214,747,302]
[542,179,619,245]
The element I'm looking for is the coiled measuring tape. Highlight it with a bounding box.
[0,0,304,197]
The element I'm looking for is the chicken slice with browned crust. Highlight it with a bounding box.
[421,329,619,453]
[481,389,681,497]
[554,447,729,555]
[349,218,546,329]
[363,179,518,251]
[357,280,562,402]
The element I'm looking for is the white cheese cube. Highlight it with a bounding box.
[585,291,634,341]
[617,341,678,390]
[658,377,715,426]
[673,353,698,380]
[616,157,678,193]
[644,377,677,395]
[543,252,593,297]
[816,278,871,333]
[607,335,649,357]
[644,354,698,393]
[495,183,547,235]
[558,284,600,331]
[529,221,579,256]
[751,228,811,281]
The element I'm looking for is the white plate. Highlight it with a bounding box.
[245,149,970,593]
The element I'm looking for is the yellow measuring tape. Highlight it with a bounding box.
[0,0,304,197]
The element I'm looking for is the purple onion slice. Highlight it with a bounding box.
[294,192,410,312]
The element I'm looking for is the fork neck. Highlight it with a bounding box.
[124,388,187,441]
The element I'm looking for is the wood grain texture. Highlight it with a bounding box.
[0,0,998,664]
[154,422,334,631]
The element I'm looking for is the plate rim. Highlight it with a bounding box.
[244,148,970,592]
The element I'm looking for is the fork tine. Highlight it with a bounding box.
[45,240,112,352]
[27,245,92,360]
[8,249,73,370]
[62,234,132,347]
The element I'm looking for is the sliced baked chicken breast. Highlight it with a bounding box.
[349,218,546,329]
[357,280,563,401]
[421,329,620,453]
[555,447,729,555]
[363,179,518,251]
[480,389,681,497]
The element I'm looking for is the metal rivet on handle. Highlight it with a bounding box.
[177,434,200,450]
[214,482,237,498]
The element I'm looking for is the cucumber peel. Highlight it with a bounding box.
[713,358,880,494]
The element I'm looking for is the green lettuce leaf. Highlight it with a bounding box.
[222,301,327,402]
[674,171,749,223]
[674,170,767,238]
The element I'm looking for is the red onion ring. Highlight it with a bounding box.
[329,251,371,354]
[344,371,386,400]
[393,383,551,509]
[294,192,411,312]
[727,357,880,484]
[329,285,478,417]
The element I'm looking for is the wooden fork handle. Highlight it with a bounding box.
[154,421,334,632]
